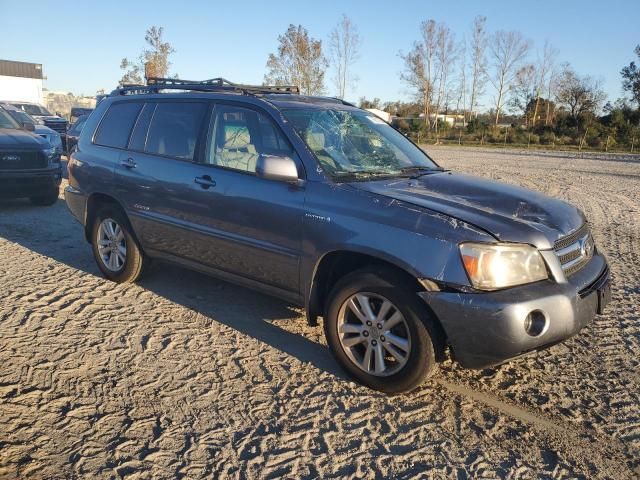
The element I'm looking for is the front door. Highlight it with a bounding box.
[183,103,306,294]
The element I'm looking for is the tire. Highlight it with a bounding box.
[324,267,439,394]
[30,190,59,206]
[91,206,147,283]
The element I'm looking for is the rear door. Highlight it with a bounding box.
[112,100,210,258]
[184,102,306,294]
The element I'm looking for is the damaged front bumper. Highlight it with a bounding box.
[419,253,610,369]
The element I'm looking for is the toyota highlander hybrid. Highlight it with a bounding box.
[64,78,611,393]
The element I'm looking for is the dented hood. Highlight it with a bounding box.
[349,171,585,249]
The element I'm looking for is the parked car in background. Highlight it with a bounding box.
[2,101,68,143]
[0,106,62,205]
[65,78,611,393]
[70,107,93,123]
[65,114,89,157]
[1,103,63,154]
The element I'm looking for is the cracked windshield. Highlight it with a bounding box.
[283,108,441,179]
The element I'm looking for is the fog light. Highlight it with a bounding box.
[524,310,548,337]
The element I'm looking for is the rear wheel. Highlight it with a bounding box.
[29,190,59,206]
[324,267,439,394]
[91,207,147,283]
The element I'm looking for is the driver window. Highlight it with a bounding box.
[206,106,293,173]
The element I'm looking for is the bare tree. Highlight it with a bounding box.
[329,15,362,99]
[432,24,458,135]
[489,30,531,125]
[265,24,328,95]
[454,39,468,127]
[555,64,606,120]
[120,26,175,85]
[400,20,438,127]
[529,41,558,126]
[509,64,537,121]
[468,16,488,121]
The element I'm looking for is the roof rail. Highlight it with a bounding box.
[110,77,300,97]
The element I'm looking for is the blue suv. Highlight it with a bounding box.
[65,78,611,393]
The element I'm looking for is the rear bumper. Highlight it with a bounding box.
[63,184,87,224]
[419,253,610,368]
[0,168,62,198]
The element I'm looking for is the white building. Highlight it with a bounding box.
[0,60,44,104]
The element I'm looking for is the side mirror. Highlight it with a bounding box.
[21,122,35,132]
[256,154,300,183]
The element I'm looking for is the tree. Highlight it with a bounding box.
[329,15,362,99]
[265,24,328,95]
[454,40,468,127]
[120,26,175,85]
[468,16,488,120]
[488,30,531,125]
[358,97,381,109]
[400,20,438,127]
[555,64,606,121]
[432,23,458,135]
[621,45,640,107]
[530,41,557,127]
[509,64,537,122]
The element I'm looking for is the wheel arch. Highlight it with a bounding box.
[306,248,447,359]
[84,192,133,243]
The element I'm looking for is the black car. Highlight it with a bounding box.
[0,107,62,205]
[65,114,89,157]
[70,107,93,124]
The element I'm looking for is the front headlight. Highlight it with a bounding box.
[41,147,60,165]
[459,243,548,290]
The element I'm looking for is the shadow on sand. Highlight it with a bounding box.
[0,198,346,380]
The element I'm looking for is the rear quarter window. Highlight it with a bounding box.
[94,102,142,148]
[145,102,206,160]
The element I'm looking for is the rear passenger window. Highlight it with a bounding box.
[94,102,142,148]
[145,102,206,160]
[128,103,156,151]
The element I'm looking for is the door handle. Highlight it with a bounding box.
[120,157,137,169]
[194,175,216,188]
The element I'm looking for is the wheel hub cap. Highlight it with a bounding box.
[97,218,127,272]
[337,292,411,377]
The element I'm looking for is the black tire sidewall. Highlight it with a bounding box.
[91,208,144,283]
[324,269,436,394]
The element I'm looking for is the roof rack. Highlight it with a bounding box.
[110,77,300,97]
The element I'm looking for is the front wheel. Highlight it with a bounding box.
[324,268,439,394]
[91,207,147,283]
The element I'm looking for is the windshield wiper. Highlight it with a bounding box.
[333,170,401,181]
[398,166,447,179]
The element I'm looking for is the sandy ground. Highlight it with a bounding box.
[0,148,639,479]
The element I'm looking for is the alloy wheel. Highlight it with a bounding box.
[337,292,411,377]
[97,218,127,272]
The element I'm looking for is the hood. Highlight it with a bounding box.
[34,125,58,136]
[0,128,49,149]
[41,115,66,122]
[349,171,585,249]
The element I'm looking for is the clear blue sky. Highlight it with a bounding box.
[1,0,638,109]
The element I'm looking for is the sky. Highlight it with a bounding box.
[1,0,638,110]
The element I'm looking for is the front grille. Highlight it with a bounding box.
[44,121,67,134]
[554,223,589,250]
[0,150,48,170]
[553,223,594,276]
